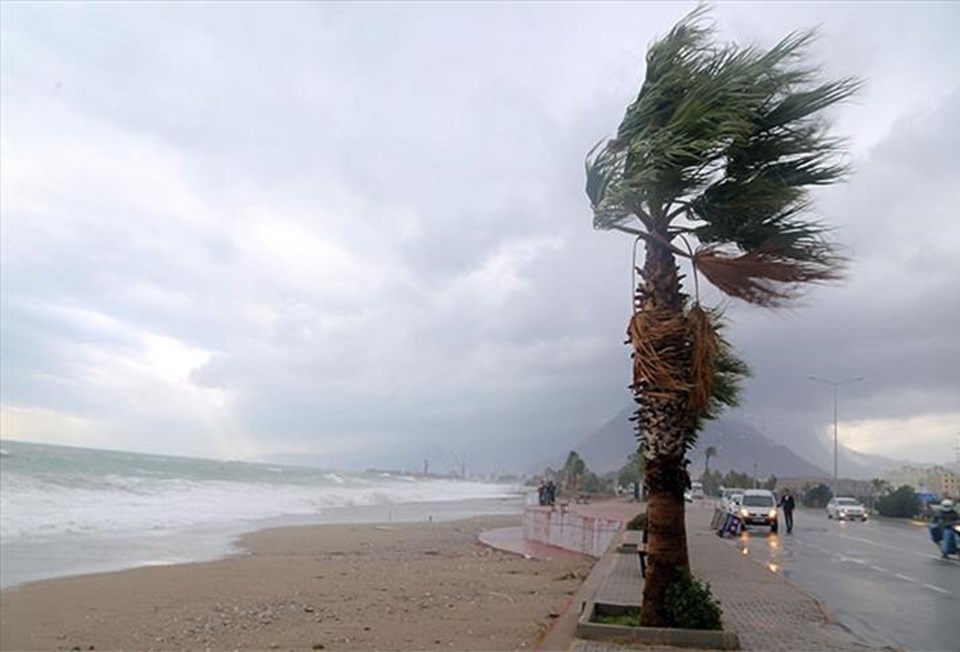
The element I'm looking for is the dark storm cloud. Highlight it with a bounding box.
[1,1,957,468]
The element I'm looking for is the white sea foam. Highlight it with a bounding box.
[0,440,524,588]
[0,471,519,542]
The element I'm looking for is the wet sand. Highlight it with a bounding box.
[0,515,593,651]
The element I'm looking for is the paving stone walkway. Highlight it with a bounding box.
[482,499,897,651]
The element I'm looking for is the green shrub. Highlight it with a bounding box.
[594,607,641,627]
[625,511,647,531]
[665,571,723,630]
[801,483,833,508]
[875,485,919,518]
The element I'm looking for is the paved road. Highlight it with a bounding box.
[726,506,960,651]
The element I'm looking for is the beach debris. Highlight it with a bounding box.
[487,591,515,602]
[312,645,325,650]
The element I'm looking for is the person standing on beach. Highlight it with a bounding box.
[779,488,796,533]
[546,480,556,506]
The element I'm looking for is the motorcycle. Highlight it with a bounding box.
[928,521,960,559]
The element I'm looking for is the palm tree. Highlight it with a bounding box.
[703,445,717,476]
[869,477,889,510]
[586,8,859,626]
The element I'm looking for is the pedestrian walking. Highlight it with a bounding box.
[779,488,796,533]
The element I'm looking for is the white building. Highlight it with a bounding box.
[885,465,959,499]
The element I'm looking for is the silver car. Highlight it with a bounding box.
[827,497,868,521]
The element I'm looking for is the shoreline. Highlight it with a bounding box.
[0,513,593,651]
[0,495,529,591]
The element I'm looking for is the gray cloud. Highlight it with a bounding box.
[2,2,958,471]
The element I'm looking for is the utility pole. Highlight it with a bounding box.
[808,375,863,495]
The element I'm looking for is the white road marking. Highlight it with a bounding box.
[838,533,902,551]
[894,573,916,582]
[870,565,889,573]
[923,583,951,595]
[839,533,931,558]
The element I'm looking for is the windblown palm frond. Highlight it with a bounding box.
[586,5,860,306]
[585,140,635,231]
[693,244,843,307]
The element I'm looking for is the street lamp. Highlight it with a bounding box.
[807,375,863,493]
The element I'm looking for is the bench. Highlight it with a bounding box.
[616,529,648,578]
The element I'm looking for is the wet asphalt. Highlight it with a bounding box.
[729,507,960,651]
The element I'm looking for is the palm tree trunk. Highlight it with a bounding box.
[633,237,692,627]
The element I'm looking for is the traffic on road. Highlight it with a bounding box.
[725,504,960,651]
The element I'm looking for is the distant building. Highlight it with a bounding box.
[885,465,960,499]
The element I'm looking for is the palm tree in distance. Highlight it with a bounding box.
[586,7,859,626]
[703,445,717,477]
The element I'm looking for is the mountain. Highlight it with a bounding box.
[838,447,908,479]
[689,417,828,479]
[530,406,911,481]
[570,408,827,479]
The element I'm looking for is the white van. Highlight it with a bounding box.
[737,489,779,533]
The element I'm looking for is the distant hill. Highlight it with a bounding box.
[563,408,827,480]
[839,447,908,478]
[529,405,913,481]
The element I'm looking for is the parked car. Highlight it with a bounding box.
[720,487,746,512]
[827,497,868,521]
[690,481,704,500]
[738,489,779,532]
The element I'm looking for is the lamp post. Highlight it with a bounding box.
[807,375,863,494]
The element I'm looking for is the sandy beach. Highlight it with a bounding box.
[0,514,593,652]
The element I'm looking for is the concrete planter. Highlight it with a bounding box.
[577,601,740,650]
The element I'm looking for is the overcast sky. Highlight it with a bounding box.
[2,1,958,474]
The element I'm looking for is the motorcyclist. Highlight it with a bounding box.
[931,499,958,558]
[934,498,958,524]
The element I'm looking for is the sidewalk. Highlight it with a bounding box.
[481,499,893,651]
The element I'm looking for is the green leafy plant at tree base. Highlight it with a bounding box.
[665,571,723,630]
[595,607,642,627]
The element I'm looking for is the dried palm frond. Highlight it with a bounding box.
[686,304,718,414]
[627,310,689,396]
[692,244,844,307]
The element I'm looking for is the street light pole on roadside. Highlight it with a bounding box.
[807,375,863,495]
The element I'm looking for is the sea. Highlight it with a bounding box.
[0,439,527,590]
